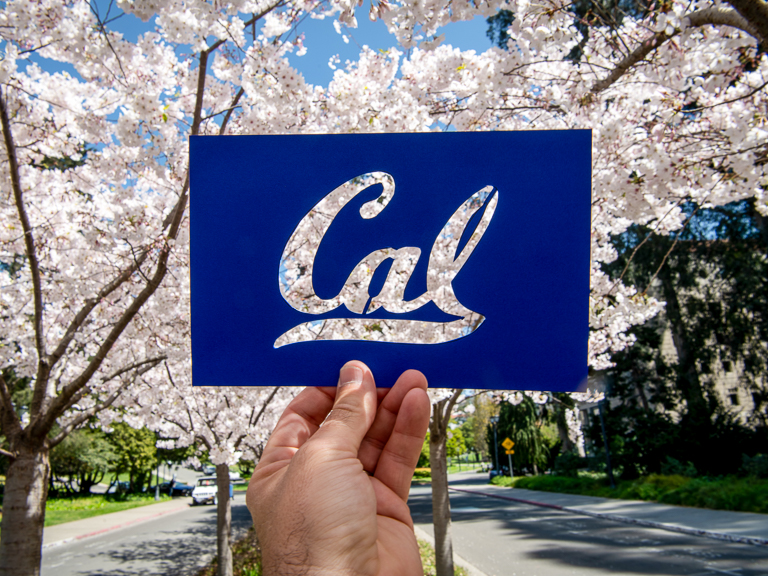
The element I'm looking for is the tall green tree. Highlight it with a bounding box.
[598,200,768,476]
[50,429,115,495]
[107,423,157,493]
[496,397,549,474]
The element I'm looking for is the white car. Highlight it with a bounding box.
[192,476,217,505]
[191,476,234,505]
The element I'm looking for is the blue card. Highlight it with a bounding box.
[190,131,591,390]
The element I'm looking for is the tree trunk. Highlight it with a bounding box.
[554,405,574,454]
[429,400,454,576]
[0,444,50,576]
[216,463,233,576]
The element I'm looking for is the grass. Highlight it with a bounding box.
[195,528,468,576]
[0,492,173,539]
[491,473,768,514]
[44,493,173,526]
[196,527,263,576]
[412,462,489,483]
[419,539,469,576]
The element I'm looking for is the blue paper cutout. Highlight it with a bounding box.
[190,131,591,390]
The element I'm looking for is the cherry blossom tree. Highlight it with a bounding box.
[0,1,355,573]
[123,359,295,576]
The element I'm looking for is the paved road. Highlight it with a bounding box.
[42,472,768,576]
[409,476,768,576]
[42,499,253,576]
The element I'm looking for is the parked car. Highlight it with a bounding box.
[191,476,234,505]
[159,481,193,497]
[489,465,509,480]
[202,465,216,475]
[106,481,130,494]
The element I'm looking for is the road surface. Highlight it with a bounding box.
[43,475,768,576]
[409,476,768,576]
[42,498,252,576]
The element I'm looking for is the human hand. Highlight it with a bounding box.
[246,360,430,576]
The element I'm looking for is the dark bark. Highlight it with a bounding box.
[0,444,50,576]
[429,390,461,576]
[429,415,453,576]
[555,406,575,453]
[216,463,233,576]
[726,0,768,44]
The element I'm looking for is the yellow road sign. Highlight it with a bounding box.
[501,437,514,450]
[505,449,515,455]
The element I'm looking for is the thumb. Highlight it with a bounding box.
[310,361,377,455]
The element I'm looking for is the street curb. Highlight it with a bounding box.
[42,502,191,550]
[414,524,490,576]
[449,487,768,548]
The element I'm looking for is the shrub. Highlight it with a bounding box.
[553,452,587,477]
[660,457,697,478]
[741,454,768,478]
[413,468,431,480]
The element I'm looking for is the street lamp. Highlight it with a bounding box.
[489,415,499,472]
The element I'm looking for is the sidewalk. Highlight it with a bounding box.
[43,497,191,549]
[448,471,768,546]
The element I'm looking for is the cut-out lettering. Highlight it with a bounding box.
[276,172,498,347]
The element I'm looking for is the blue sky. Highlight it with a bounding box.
[280,12,493,85]
[100,5,493,87]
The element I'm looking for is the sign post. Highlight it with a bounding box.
[502,438,515,478]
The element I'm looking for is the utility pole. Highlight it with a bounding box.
[490,416,499,472]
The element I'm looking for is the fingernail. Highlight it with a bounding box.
[339,364,363,388]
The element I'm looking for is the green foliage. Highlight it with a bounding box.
[553,452,587,478]
[490,475,514,487]
[657,476,768,513]
[496,397,549,474]
[660,457,697,478]
[107,422,158,492]
[0,368,32,476]
[486,9,514,48]
[741,454,768,478]
[464,394,495,460]
[596,200,768,478]
[413,468,432,480]
[417,433,430,468]
[507,473,768,514]
[446,427,466,459]
[195,527,263,576]
[238,458,256,480]
[50,429,116,495]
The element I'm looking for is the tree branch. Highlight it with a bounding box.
[726,0,768,44]
[0,87,50,417]
[46,246,151,372]
[0,447,17,459]
[14,0,280,442]
[48,357,165,447]
[219,87,245,136]
[591,7,762,95]
[441,389,464,430]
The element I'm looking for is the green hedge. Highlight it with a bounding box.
[498,474,768,514]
